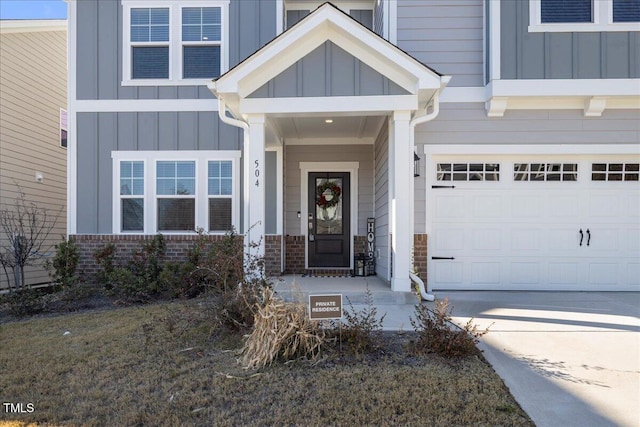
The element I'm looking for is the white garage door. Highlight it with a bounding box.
[427,155,640,291]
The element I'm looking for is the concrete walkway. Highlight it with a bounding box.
[272,277,640,427]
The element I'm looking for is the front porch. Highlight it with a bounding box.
[209,3,449,292]
[272,275,416,306]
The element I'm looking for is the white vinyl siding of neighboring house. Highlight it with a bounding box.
[0,24,67,289]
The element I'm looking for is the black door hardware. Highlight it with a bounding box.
[431,185,456,189]
[586,229,591,246]
[432,256,455,260]
[579,228,583,246]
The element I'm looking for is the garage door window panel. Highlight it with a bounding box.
[437,163,500,181]
[514,163,577,181]
[592,163,639,181]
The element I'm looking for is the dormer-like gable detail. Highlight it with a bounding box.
[209,2,448,116]
[248,41,410,99]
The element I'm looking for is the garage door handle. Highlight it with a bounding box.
[579,228,584,246]
[431,185,456,189]
[586,229,591,246]
[432,256,455,260]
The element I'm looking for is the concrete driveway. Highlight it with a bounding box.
[433,291,640,427]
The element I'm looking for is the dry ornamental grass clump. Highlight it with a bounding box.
[240,287,324,369]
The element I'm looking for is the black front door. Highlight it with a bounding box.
[308,172,350,267]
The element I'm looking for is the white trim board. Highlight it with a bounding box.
[67,0,78,234]
[240,95,418,115]
[111,150,241,235]
[528,0,640,32]
[299,161,359,270]
[75,99,218,113]
[422,144,640,156]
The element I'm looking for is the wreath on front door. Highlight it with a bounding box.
[316,181,342,209]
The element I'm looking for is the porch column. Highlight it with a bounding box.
[247,114,266,260]
[391,110,412,292]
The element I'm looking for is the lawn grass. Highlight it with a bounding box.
[0,301,534,426]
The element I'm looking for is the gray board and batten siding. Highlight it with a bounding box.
[75,112,243,234]
[416,103,640,146]
[248,41,409,98]
[284,144,374,238]
[76,0,277,101]
[501,0,640,80]
[397,0,484,88]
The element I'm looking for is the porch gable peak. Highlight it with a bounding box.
[209,2,447,109]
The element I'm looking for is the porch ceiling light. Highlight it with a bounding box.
[325,119,333,124]
[414,152,421,177]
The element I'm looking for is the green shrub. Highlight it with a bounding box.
[0,287,48,316]
[339,287,386,356]
[93,236,167,304]
[410,298,489,358]
[45,235,80,289]
[93,243,116,287]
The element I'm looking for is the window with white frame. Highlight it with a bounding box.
[112,151,240,234]
[120,161,145,232]
[529,0,640,32]
[122,1,229,85]
[60,109,67,148]
[157,161,196,231]
[208,160,233,231]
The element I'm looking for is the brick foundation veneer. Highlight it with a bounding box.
[72,234,243,281]
[284,235,305,274]
[264,235,282,277]
[413,234,428,281]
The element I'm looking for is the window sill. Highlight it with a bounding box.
[528,22,640,32]
[121,78,216,87]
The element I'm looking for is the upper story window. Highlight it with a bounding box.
[131,8,170,79]
[283,0,375,30]
[541,0,592,23]
[530,0,640,32]
[122,1,229,86]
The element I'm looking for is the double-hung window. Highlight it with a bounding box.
[130,7,170,79]
[182,7,222,79]
[123,1,229,85]
[112,151,240,234]
[530,0,640,32]
[157,161,196,231]
[120,161,145,232]
[208,160,233,231]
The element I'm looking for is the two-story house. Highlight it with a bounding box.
[67,0,639,292]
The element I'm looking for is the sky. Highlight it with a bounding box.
[0,0,67,20]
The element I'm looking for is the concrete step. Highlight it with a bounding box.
[274,288,418,306]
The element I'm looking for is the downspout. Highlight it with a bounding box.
[216,97,250,236]
[408,81,448,301]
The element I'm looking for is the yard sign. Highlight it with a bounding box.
[308,294,342,320]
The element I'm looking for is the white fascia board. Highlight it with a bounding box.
[67,0,77,235]
[491,79,640,98]
[75,99,218,113]
[216,3,442,99]
[219,28,328,97]
[285,137,375,145]
[239,95,418,115]
[0,19,66,33]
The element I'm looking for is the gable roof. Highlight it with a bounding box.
[209,2,449,110]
